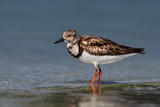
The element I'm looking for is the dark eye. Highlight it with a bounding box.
[68,34,71,37]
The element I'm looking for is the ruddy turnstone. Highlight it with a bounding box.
[54,30,145,84]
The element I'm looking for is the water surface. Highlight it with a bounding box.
[0,0,160,107]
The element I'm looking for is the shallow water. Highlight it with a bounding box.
[0,83,160,107]
[0,0,160,106]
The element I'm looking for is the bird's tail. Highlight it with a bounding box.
[135,48,145,54]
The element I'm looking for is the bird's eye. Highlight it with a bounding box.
[68,34,71,37]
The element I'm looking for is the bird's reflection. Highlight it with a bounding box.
[91,84,101,95]
[91,81,119,95]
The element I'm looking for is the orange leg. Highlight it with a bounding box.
[91,68,98,84]
[98,67,102,84]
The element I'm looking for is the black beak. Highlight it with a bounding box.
[54,37,64,44]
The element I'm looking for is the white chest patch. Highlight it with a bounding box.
[79,50,136,65]
[67,43,79,56]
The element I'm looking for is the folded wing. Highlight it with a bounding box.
[79,35,145,56]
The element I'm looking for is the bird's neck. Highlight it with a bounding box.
[67,42,75,48]
[67,42,80,58]
[66,37,79,48]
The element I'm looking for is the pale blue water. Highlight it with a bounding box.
[0,1,160,107]
[0,0,160,90]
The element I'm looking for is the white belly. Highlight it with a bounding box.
[79,50,136,65]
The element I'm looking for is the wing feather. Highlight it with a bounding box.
[79,35,145,56]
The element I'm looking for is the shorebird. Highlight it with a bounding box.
[54,30,145,84]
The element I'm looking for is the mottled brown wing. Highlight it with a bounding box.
[79,35,145,56]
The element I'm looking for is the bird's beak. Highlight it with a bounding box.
[54,37,64,44]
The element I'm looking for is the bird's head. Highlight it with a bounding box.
[54,30,80,44]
